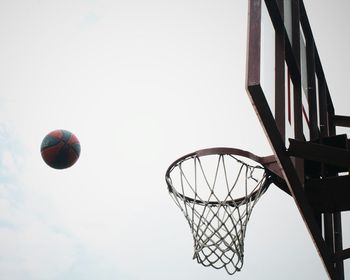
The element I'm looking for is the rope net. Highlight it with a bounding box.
[166,152,271,275]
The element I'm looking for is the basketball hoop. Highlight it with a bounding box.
[165,147,278,275]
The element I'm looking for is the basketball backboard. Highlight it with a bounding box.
[246,0,350,279]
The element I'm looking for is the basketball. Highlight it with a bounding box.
[41,129,81,169]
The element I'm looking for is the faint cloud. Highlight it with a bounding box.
[80,12,102,28]
[0,222,78,280]
[55,250,136,280]
[0,124,24,179]
[2,151,16,174]
[0,125,79,279]
[0,220,17,230]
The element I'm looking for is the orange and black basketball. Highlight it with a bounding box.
[41,129,81,169]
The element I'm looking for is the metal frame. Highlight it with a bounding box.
[246,0,349,279]
[166,147,282,205]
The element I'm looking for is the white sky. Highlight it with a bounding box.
[0,0,348,279]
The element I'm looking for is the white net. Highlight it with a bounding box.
[166,151,272,275]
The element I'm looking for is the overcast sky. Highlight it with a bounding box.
[0,1,348,279]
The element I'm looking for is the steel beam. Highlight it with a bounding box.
[288,139,350,168]
[306,175,350,212]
